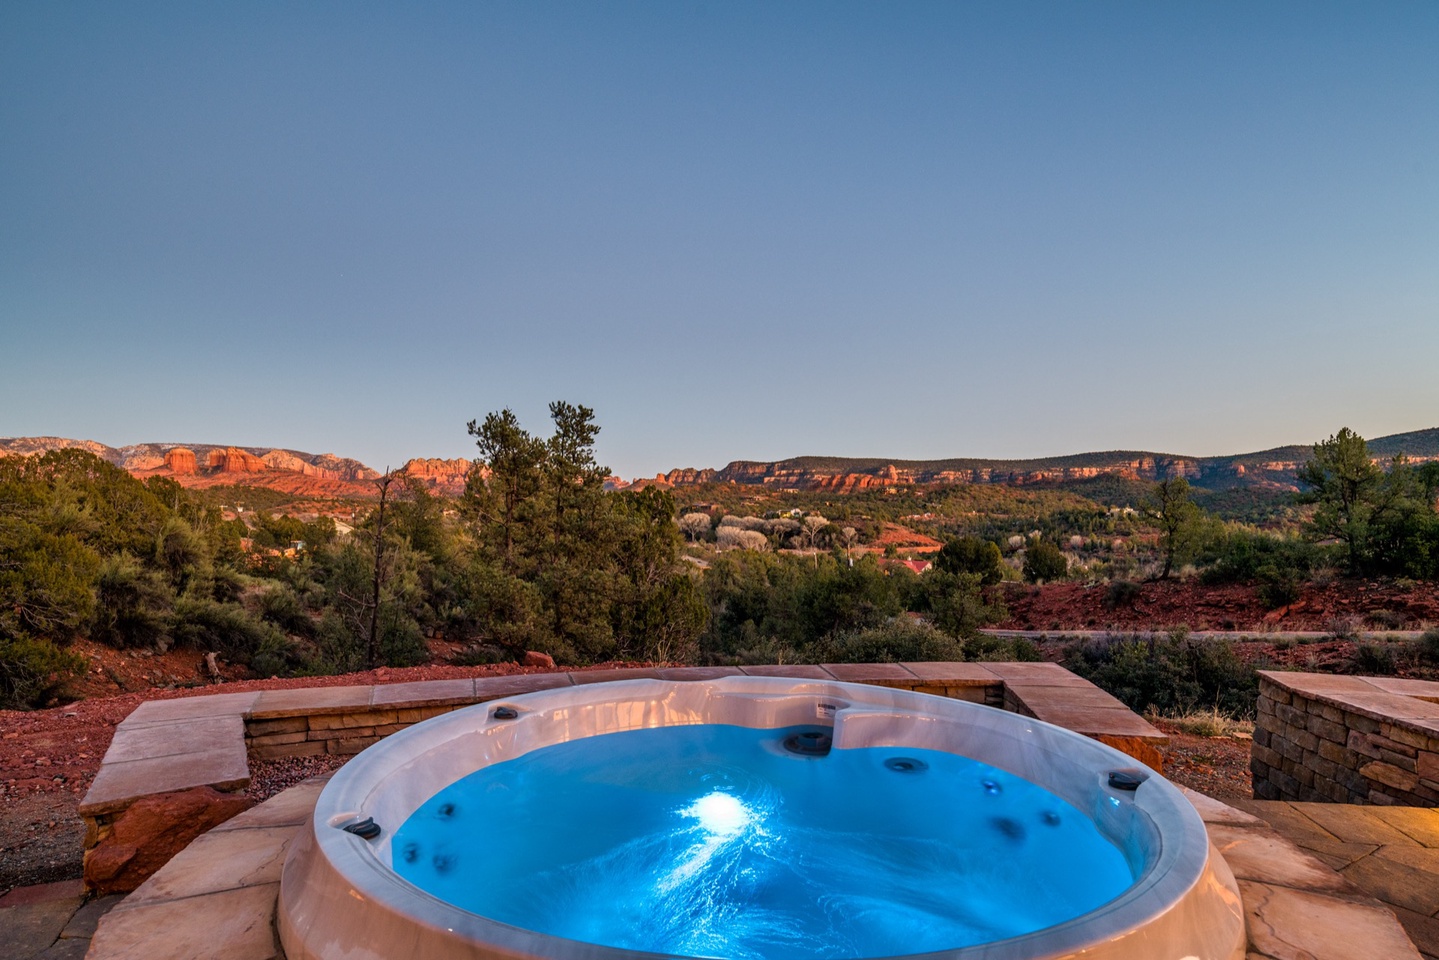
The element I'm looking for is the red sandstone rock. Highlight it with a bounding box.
[522,651,556,669]
[400,458,477,495]
[84,786,252,894]
[205,447,268,474]
[164,447,197,475]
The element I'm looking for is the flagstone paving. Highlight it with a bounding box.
[0,880,120,960]
[1233,799,1439,960]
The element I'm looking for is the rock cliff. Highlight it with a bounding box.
[206,447,268,473]
[400,458,476,495]
[164,447,197,475]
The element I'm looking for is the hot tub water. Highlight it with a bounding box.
[392,723,1133,959]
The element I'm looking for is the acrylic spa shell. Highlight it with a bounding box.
[278,677,1246,960]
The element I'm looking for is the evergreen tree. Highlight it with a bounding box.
[1144,478,1205,580]
[1298,428,1401,574]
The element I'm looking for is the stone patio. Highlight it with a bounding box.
[0,880,121,960]
[59,665,1439,958]
[1231,799,1439,960]
[73,777,1426,960]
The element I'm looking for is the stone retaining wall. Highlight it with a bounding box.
[1252,671,1439,806]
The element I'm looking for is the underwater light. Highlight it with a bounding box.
[682,791,752,838]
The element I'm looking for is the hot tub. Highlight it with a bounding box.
[278,677,1246,960]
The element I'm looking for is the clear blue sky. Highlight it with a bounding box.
[3,2,1436,477]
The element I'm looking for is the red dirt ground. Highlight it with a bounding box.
[997,578,1439,633]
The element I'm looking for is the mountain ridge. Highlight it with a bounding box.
[3,427,1436,497]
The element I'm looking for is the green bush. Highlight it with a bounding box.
[809,619,963,664]
[1023,540,1068,583]
[1255,566,1302,610]
[92,554,173,649]
[1416,629,1439,666]
[0,636,86,709]
[1201,531,1319,586]
[170,597,291,665]
[1064,628,1258,718]
[1351,642,1397,676]
[1105,580,1142,610]
[934,538,1005,586]
[964,633,1045,662]
[257,584,315,637]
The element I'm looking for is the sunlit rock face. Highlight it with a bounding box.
[164,447,197,475]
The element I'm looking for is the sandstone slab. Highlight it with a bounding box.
[1180,786,1263,827]
[213,777,329,832]
[653,666,745,681]
[249,685,373,719]
[84,786,252,894]
[0,897,82,960]
[89,883,282,960]
[1239,879,1422,960]
[122,692,258,726]
[57,894,123,940]
[1341,850,1439,916]
[820,662,917,684]
[1207,823,1357,895]
[569,667,663,684]
[900,661,999,684]
[125,825,296,903]
[981,661,1094,686]
[472,672,574,699]
[370,678,478,708]
[81,743,250,816]
[737,664,832,679]
[103,715,243,764]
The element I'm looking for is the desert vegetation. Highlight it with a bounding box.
[1,418,1436,713]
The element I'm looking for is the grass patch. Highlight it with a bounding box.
[1158,707,1256,739]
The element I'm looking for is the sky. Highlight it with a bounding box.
[2,2,1437,478]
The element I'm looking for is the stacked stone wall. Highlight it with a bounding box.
[1252,674,1439,806]
[245,706,457,759]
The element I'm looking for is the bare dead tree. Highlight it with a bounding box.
[367,467,398,669]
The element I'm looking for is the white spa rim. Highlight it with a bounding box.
[279,677,1246,960]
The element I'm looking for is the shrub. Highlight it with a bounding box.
[1255,567,1302,610]
[92,554,173,649]
[1351,642,1397,676]
[257,584,315,637]
[1201,531,1320,586]
[170,597,291,665]
[1416,629,1439,666]
[1165,707,1255,739]
[1366,609,1405,630]
[1064,628,1258,718]
[0,636,87,709]
[250,632,303,678]
[1023,540,1068,583]
[1104,580,1143,610]
[450,643,512,666]
[811,620,963,664]
[934,538,1005,585]
[964,633,1044,662]
[1328,617,1360,640]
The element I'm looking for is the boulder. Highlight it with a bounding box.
[83,787,252,894]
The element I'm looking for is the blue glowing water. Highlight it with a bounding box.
[392,724,1133,959]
